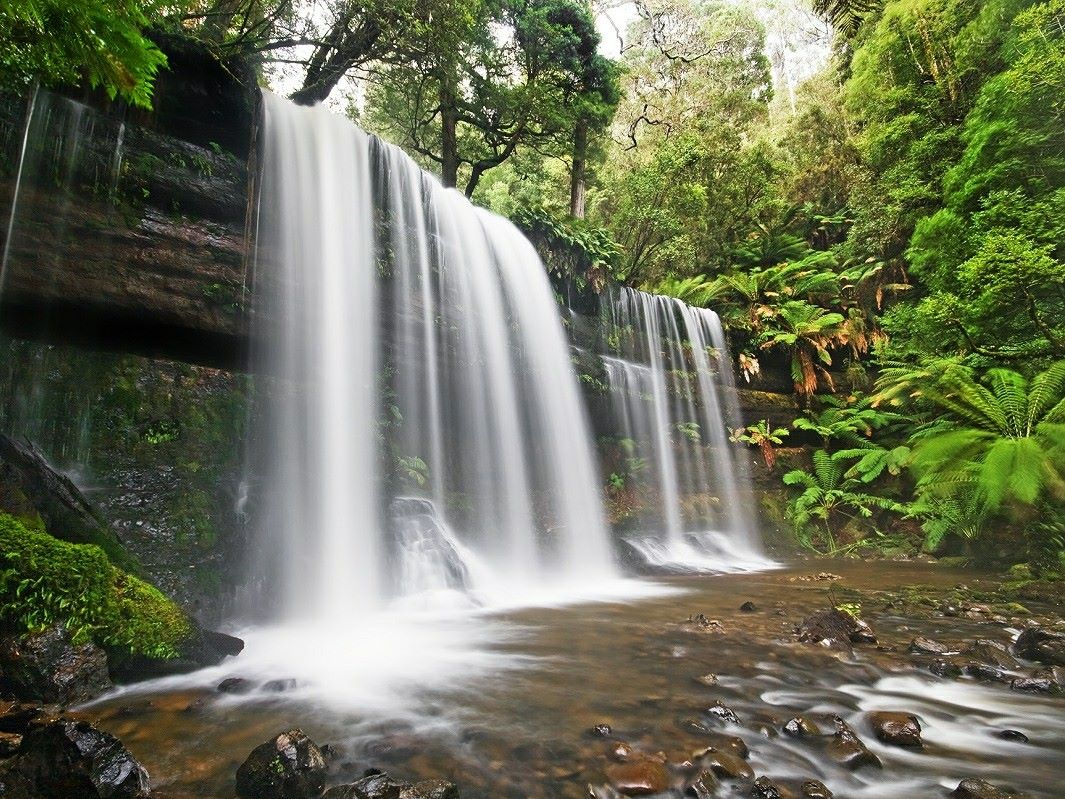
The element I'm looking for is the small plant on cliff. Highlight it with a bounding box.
[0,513,191,658]
[730,420,789,470]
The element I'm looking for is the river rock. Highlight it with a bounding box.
[963,640,1020,670]
[826,720,880,771]
[691,731,749,760]
[782,716,822,738]
[996,729,1029,743]
[909,636,952,655]
[705,701,740,724]
[110,627,245,681]
[750,776,787,798]
[1,717,150,798]
[796,608,876,647]
[964,663,1009,682]
[929,659,963,678]
[685,767,717,798]
[700,750,753,781]
[235,728,326,799]
[952,778,1028,798]
[797,780,833,798]
[1009,676,1057,694]
[0,625,111,705]
[605,759,670,796]
[610,742,635,761]
[217,677,254,694]
[1012,626,1065,666]
[0,699,57,733]
[866,711,922,747]
[740,601,757,612]
[324,772,403,799]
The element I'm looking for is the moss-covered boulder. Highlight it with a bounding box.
[0,513,191,662]
[0,435,139,573]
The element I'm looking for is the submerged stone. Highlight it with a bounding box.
[605,759,670,796]
[866,711,922,748]
[952,777,1029,799]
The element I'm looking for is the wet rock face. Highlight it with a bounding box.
[825,719,881,771]
[322,772,459,799]
[605,758,671,796]
[0,625,111,705]
[1012,626,1065,666]
[952,777,1029,799]
[0,435,131,566]
[866,711,922,748]
[1,718,150,798]
[235,729,327,799]
[796,608,876,647]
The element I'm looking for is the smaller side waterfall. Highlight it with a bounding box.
[605,287,772,571]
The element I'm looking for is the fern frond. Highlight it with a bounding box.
[1027,361,1065,429]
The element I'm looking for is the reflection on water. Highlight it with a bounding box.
[81,562,1063,798]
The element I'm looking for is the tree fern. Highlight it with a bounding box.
[905,360,1065,517]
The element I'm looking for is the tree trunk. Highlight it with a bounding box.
[569,117,588,218]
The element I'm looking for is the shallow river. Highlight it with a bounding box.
[81,561,1064,798]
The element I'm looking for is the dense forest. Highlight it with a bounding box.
[2,0,1062,570]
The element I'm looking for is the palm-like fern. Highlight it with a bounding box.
[783,450,905,552]
[907,360,1065,514]
[759,301,845,399]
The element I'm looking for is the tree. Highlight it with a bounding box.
[0,0,170,107]
[758,301,845,400]
[364,0,614,195]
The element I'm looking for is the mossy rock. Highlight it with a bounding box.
[0,513,191,659]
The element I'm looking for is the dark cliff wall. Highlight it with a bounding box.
[0,40,258,618]
[0,38,256,369]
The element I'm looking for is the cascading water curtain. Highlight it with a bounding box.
[605,287,770,570]
[248,93,618,623]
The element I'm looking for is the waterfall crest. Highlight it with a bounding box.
[251,94,618,619]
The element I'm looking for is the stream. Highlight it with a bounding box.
[80,561,1064,798]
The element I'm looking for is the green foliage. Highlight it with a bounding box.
[783,450,907,552]
[730,420,790,470]
[0,513,191,658]
[901,360,1065,515]
[396,455,429,488]
[515,207,621,291]
[0,0,170,107]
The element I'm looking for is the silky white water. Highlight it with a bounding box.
[251,93,626,630]
[607,287,771,571]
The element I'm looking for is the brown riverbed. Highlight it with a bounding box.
[80,560,1065,798]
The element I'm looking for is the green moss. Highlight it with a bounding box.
[0,513,191,658]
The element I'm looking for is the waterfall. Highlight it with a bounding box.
[605,287,771,571]
[251,94,618,621]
